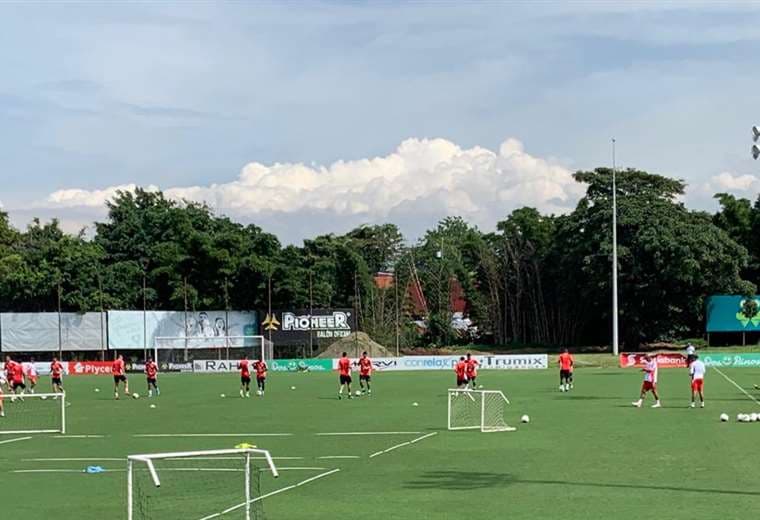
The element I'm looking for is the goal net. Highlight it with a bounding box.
[447,389,515,432]
[128,448,278,520]
[0,392,66,435]
[153,336,273,364]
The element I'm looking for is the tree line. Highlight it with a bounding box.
[0,168,757,349]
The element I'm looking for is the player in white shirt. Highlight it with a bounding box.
[24,359,39,394]
[633,354,661,408]
[689,355,706,408]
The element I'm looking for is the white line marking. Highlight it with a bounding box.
[51,435,105,439]
[23,458,123,462]
[714,367,760,406]
[134,433,293,438]
[369,432,438,459]
[315,431,421,436]
[317,455,360,459]
[12,469,124,473]
[163,456,303,461]
[197,468,341,520]
[262,467,326,472]
[0,436,32,446]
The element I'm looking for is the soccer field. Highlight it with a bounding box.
[2,366,760,520]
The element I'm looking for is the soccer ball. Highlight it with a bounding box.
[40,396,48,400]
[719,413,729,422]
[752,413,759,422]
[220,393,226,398]
[132,393,140,399]
[94,388,100,393]
[290,386,296,390]
[740,414,751,423]
[149,404,156,409]
[256,390,263,396]
[520,415,530,424]
[412,402,419,407]
[355,390,361,397]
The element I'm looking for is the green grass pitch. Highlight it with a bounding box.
[2,366,760,519]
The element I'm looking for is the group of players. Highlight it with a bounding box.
[631,344,706,408]
[0,355,65,417]
[237,354,268,397]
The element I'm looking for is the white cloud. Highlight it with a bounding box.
[36,137,584,241]
[699,171,760,196]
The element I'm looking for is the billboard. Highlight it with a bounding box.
[343,354,548,371]
[706,295,760,332]
[619,353,688,369]
[0,312,106,352]
[261,309,355,345]
[108,310,259,350]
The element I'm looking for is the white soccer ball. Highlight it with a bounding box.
[740,414,751,422]
[355,390,361,396]
[256,390,263,396]
[41,396,48,400]
[751,413,759,422]
[94,388,100,393]
[478,385,484,389]
[132,393,140,399]
[220,393,226,398]
[149,404,156,409]
[520,415,530,424]
[412,402,419,407]
[290,386,296,390]
[719,413,729,422]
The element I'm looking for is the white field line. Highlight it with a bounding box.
[12,467,324,474]
[317,455,360,459]
[713,367,760,406]
[0,436,32,446]
[369,432,438,459]
[12,469,124,473]
[315,431,421,436]
[133,433,293,438]
[51,435,105,439]
[23,458,123,462]
[197,468,341,520]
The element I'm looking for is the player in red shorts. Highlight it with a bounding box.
[238,355,252,398]
[337,352,353,399]
[145,357,160,397]
[558,349,574,392]
[632,354,661,408]
[358,351,373,396]
[7,357,26,398]
[689,355,706,408]
[112,354,129,400]
[50,357,65,394]
[254,357,267,396]
[0,371,6,417]
[465,353,479,389]
[454,357,468,389]
[25,357,39,394]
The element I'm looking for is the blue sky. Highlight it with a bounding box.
[1,1,760,242]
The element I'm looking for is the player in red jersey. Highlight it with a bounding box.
[238,355,252,398]
[558,348,574,392]
[254,358,267,396]
[0,370,5,417]
[145,357,160,397]
[358,351,373,396]
[7,357,26,397]
[50,357,65,393]
[112,354,128,400]
[4,356,17,393]
[465,353,479,390]
[454,357,468,389]
[337,352,353,399]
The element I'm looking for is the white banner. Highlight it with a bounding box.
[192,359,240,373]
[343,354,548,371]
[1,312,106,352]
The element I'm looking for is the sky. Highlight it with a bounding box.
[1,1,760,243]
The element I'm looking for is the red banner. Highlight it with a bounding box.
[67,361,113,376]
[619,353,687,369]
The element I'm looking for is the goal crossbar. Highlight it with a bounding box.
[0,392,66,435]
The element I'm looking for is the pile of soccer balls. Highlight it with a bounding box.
[720,412,760,422]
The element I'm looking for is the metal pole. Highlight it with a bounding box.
[267,275,272,348]
[98,274,105,362]
[57,281,63,359]
[183,276,189,362]
[354,271,359,357]
[143,272,147,362]
[612,138,619,356]
[394,270,400,357]
[244,452,252,520]
[127,459,134,520]
[309,269,313,358]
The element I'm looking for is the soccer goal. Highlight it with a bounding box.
[447,389,516,433]
[0,392,66,435]
[127,448,279,520]
[153,335,273,364]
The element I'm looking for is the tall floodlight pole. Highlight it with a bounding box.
[752,125,760,159]
[612,139,619,356]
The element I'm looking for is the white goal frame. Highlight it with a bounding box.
[0,392,66,435]
[127,448,278,520]
[153,335,272,362]
[447,389,516,433]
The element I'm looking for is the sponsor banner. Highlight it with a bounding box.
[192,360,240,373]
[108,310,259,350]
[619,353,687,368]
[706,295,760,333]
[270,359,333,372]
[0,361,68,376]
[701,353,760,368]
[126,362,193,373]
[67,361,113,376]
[341,354,548,371]
[261,309,355,345]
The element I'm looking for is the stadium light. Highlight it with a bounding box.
[753,143,760,160]
[611,139,619,357]
[753,125,760,142]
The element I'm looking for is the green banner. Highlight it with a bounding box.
[270,358,333,372]
[706,295,760,332]
[701,353,760,368]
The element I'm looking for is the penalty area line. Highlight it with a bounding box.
[133,433,293,438]
[369,432,438,459]
[713,367,760,407]
[315,431,421,436]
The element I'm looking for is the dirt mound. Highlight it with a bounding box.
[317,332,393,358]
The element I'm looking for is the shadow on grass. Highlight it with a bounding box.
[404,471,760,497]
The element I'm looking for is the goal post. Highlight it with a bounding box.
[447,389,516,433]
[152,335,273,364]
[0,392,66,435]
[127,448,278,520]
